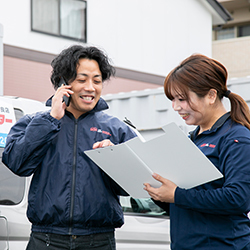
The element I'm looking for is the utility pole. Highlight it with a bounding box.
[0,24,3,96]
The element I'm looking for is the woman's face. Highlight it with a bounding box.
[171,89,211,129]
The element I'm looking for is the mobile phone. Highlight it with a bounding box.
[59,77,71,106]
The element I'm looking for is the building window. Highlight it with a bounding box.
[239,24,250,37]
[31,0,87,42]
[216,27,235,40]
[214,23,250,41]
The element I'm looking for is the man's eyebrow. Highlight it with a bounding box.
[78,73,102,78]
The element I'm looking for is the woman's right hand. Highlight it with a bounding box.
[144,173,177,203]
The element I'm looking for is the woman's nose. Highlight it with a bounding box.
[172,100,181,111]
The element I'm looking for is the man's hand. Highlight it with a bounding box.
[50,85,73,120]
[92,139,114,149]
[144,173,177,203]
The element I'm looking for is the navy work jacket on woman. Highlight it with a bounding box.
[2,97,136,235]
[156,113,250,250]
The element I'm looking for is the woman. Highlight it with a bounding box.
[144,54,250,249]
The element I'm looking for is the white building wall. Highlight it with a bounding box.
[87,0,214,76]
[0,0,72,54]
[0,0,214,76]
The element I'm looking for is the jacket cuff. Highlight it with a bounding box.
[41,111,61,128]
[174,186,185,205]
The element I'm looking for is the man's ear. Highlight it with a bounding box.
[208,89,217,104]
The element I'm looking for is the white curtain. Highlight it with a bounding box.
[60,0,86,40]
[32,0,59,35]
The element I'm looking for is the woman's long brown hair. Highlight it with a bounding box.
[164,54,250,130]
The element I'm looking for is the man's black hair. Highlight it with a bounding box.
[50,45,116,89]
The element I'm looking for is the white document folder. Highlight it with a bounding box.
[84,122,223,198]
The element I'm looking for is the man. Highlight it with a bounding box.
[2,45,136,250]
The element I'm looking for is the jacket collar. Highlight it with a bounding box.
[190,112,231,141]
[88,97,109,113]
[209,112,231,130]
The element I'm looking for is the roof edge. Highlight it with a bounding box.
[206,0,233,24]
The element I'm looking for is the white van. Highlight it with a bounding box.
[0,96,170,250]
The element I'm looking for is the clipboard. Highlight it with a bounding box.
[84,122,223,198]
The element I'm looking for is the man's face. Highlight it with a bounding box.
[67,58,103,119]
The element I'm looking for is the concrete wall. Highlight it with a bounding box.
[212,2,250,78]
[102,87,194,141]
[3,56,54,102]
[102,76,250,141]
[3,55,160,102]
[212,36,250,78]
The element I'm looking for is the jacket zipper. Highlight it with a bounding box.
[69,119,78,235]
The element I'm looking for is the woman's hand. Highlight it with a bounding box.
[144,173,177,203]
[92,139,114,149]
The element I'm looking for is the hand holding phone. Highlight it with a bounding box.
[59,77,71,106]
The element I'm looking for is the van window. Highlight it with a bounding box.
[0,107,25,205]
[14,108,24,121]
[120,196,168,216]
[0,148,25,205]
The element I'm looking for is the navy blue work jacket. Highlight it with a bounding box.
[2,98,136,235]
[155,113,250,249]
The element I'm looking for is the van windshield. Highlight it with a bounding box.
[0,148,25,205]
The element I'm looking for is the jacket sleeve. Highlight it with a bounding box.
[2,111,61,176]
[175,136,250,215]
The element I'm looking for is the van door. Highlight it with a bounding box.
[116,196,171,249]
[0,215,8,250]
[0,105,31,249]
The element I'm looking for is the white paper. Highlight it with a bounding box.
[85,122,223,198]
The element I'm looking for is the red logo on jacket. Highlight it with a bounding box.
[200,143,216,148]
[90,127,111,136]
